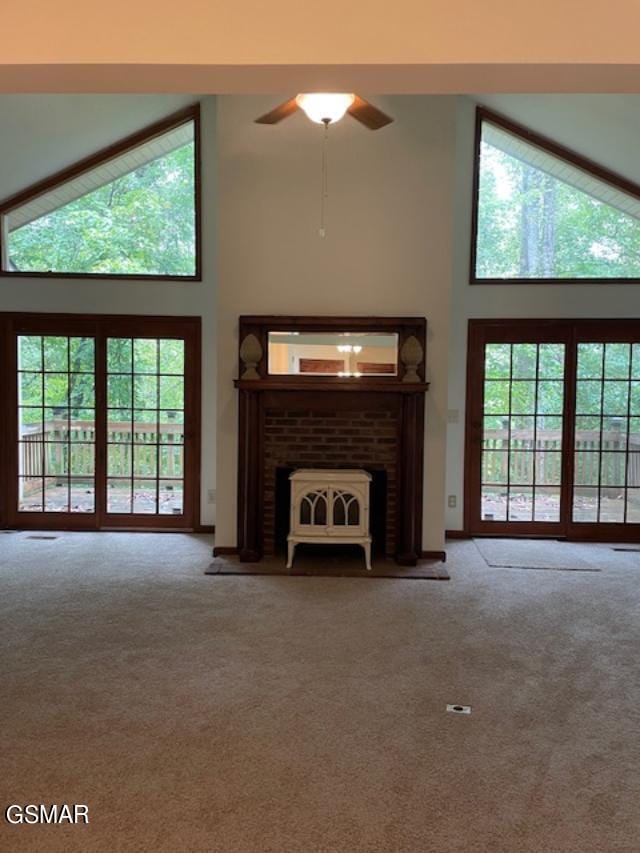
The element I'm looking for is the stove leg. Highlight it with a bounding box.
[363,541,372,571]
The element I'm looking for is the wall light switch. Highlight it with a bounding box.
[447,409,459,424]
[447,495,457,508]
[207,489,216,504]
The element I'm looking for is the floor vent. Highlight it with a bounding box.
[446,704,471,715]
[26,535,58,541]
[613,547,640,553]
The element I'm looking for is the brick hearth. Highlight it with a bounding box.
[263,407,398,556]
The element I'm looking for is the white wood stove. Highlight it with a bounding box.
[287,469,372,570]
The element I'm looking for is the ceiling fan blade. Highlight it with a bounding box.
[348,96,393,130]
[254,97,300,125]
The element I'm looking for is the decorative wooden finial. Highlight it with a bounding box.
[239,333,263,380]
[400,335,423,383]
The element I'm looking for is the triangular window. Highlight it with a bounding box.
[0,105,199,278]
[473,108,640,281]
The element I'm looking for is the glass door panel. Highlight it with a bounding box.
[481,342,566,525]
[573,342,640,524]
[106,337,185,518]
[17,334,96,514]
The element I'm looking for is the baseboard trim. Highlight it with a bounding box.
[213,546,238,557]
[445,530,471,540]
[421,550,447,563]
[195,524,215,534]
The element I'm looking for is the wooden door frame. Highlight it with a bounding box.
[0,313,11,530]
[464,318,640,542]
[465,319,571,537]
[1,312,201,532]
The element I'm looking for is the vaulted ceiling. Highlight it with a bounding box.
[0,94,196,201]
[2,94,640,205]
[472,95,640,187]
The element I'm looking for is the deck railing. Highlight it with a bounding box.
[19,420,184,479]
[482,427,640,488]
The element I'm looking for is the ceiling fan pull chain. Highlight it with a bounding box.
[319,121,329,237]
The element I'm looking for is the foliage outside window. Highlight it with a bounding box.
[474,109,640,281]
[1,109,198,278]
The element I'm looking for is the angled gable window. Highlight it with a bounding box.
[472,107,640,283]
[0,105,200,279]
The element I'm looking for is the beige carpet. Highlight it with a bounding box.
[2,532,640,852]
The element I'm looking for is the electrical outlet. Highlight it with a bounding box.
[207,489,216,504]
[447,495,457,508]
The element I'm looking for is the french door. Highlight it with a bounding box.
[1,313,200,530]
[466,320,640,540]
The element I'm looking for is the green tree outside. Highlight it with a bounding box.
[476,141,640,279]
[9,143,195,276]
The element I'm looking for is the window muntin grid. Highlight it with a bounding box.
[481,342,566,523]
[17,334,96,513]
[573,342,640,523]
[106,337,185,516]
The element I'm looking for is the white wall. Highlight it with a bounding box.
[0,96,218,526]
[445,96,640,530]
[216,95,457,553]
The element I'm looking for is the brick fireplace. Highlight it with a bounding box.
[264,405,397,556]
[227,315,430,566]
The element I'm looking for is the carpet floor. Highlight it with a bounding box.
[1,531,640,852]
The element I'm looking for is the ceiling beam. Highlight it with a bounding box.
[3,64,640,95]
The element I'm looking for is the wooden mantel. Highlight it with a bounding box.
[234,379,429,392]
[233,315,429,566]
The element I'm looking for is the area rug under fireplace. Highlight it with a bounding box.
[205,548,449,580]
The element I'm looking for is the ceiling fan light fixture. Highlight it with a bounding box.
[295,93,355,125]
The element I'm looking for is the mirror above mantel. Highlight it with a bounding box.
[236,316,428,389]
[268,331,399,377]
